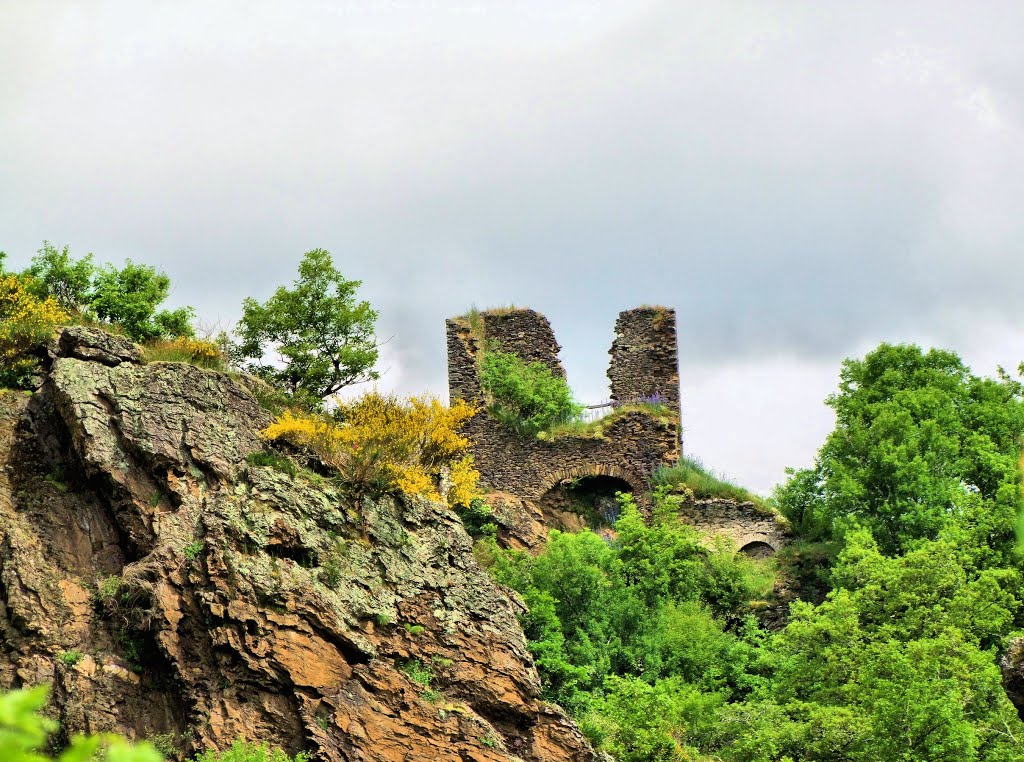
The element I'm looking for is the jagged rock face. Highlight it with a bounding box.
[1002,637,1024,721]
[0,341,594,761]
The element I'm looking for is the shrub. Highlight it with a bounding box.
[261,393,478,504]
[456,497,498,539]
[58,650,83,668]
[245,451,298,479]
[90,260,194,342]
[0,684,162,761]
[318,557,343,589]
[92,575,127,614]
[193,739,308,762]
[478,349,583,437]
[182,542,205,561]
[4,243,196,347]
[0,275,68,389]
[23,242,95,312]
[400,659,434,687]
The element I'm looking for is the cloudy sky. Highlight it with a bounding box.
[3,1,1023,493]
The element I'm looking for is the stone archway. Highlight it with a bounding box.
[535,464,647,532]
[537,463,647,502]
[739,540,776,559]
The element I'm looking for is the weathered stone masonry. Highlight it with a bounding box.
[446,307,681,505]
[680,499,788,557]
[608,306,681,411]
[447,306,790,555]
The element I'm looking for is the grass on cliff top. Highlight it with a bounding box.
[652,456,762,505]
[141,336,227,370]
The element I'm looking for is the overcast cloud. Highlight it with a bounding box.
[3,1,1023,493]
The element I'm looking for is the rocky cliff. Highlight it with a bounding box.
[0,328,595,761]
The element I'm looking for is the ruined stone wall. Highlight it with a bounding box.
[445,309,564,403]
[481,309,565,376]
[678,498,789,555]
[447,308,679,505]
[467,409,676,501]
[446,306,789,555]
[608,307,680,413]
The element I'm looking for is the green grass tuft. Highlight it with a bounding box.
[246,450,299,479]
[540,402,673,441]
[58,650,83,667]
[652,456,760,504]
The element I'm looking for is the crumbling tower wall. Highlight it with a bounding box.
[608,307,681,414]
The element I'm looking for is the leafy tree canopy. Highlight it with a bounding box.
[235,249,379,405]
[3,243,195,344]
[775,343,1024,557]
[90,260,194,342]
[23,242,95,312]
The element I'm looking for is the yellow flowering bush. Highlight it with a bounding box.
[262,392,479,505]
[0,275,68,388]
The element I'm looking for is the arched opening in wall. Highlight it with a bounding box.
[538,475,636,532]
[739,541,775,560]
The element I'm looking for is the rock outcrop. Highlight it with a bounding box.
[0,334,595,761]
[1002,637,1024,722]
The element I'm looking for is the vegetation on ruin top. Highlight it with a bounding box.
[652,456,764,506]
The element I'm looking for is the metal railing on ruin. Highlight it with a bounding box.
[577,392,670,424]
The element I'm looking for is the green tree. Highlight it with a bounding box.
[478,349,583,436]
[775,344,1024,556]
[91,260,194,342]
[234,249,379,405]
[23,242,95,312]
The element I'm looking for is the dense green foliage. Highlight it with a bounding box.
[0,243,199,388]
[22,243,195,342]
[481,490,773,758]
[478,348,584,436]
[489,343,1024,761]
[192,740,308,762]
[90,260,194,342]
[775,344,1024,556]
[0,685,161,762]
[234,249,379,408]
[23,243,95,312]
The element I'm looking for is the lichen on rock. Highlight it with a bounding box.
[0,332,596,761]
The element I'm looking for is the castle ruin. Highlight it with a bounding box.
[446,306,787,555]
[447,307,680,504]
